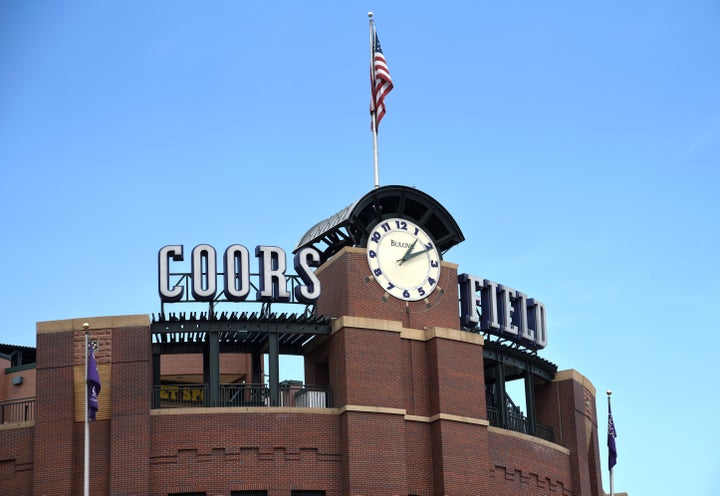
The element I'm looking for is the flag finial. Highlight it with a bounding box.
[607,389,612,396]
[368,12,374,19]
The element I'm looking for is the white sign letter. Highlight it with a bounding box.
[256,246,291,302]
[223,244,250,301]
[294,247,321,303]
[481,280,501,331]
[458,273,483,327]
[158,245,184,302]
[528,298,548,349]
[191,244,217,301]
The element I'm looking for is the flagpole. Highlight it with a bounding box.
[368,12,380,189]
[83,322,90,496]
[607,390,614,496]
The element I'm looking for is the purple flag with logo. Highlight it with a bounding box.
[87,343,101,420]
[607,404,617,469]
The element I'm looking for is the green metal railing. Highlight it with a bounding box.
[487,405,554,442]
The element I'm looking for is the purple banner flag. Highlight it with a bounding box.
[607,403,617,469]
[87,343,101,420]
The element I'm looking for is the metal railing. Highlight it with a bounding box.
[220,383,332,408]
[0,397,35,423]
[152,383,332,409]
[487,406,554,443]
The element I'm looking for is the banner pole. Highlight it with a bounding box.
[608,391,614,496]
[84,324,90,496]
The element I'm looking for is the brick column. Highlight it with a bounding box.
[33,326,76,495]
[108,317,152,495]
[425,330,487,495]
[314,247,490,495]
[535,369,604,496]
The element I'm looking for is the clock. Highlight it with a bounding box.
[366,217,441,301]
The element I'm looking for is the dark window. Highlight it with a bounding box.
[231,492,267,496]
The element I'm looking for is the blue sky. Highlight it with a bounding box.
[1,2,719,495]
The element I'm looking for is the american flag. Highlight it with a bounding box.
[370,26,393,130]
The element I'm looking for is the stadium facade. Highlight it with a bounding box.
[1,186,614,495]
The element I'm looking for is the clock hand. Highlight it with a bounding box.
[403,246,433,262]
[397,239,418,264]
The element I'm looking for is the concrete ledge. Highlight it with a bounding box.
[339,404,406,416]
[151,407,342,416]
[37,315,150,334]
[554,369,596,396]
[0,421,34,430]
[405,413,489,426]
[488,425,570,455]
[402,326,484,345]
[152,405,408,418]
[332,315,403,334]
[332,316,483,345]
[150,406,491,429]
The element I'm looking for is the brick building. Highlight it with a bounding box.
[1,186,612,495]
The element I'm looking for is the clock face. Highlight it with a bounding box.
[366,218,441,301]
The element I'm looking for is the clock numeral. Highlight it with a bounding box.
[380,222,391,232]
[385,282,395,291]
[395,220,408,230]
[368,249,377,258]
[430,260,439,268]
[418,287,426,297]
[370,231,381,243]
[373,268,382,277]
[413,226,419,235]
[428,277,437,287]
[402,289,411,299]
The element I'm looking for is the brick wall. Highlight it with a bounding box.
[150,411,342,496]
[0,424,34,495]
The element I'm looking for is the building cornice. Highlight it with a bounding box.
[37,315,150,334]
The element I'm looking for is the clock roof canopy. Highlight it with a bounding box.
[295,185,464,265]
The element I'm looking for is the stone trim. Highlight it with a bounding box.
[331,315,483,346]
[554,369,596,396]
[37,315,150,334]
[488,425,570,455]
